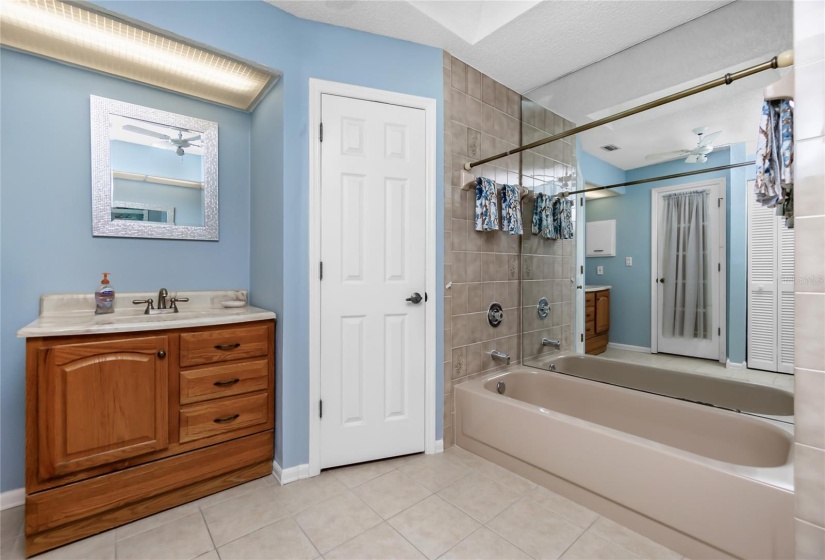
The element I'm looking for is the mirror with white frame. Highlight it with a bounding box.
[91,96,218,240]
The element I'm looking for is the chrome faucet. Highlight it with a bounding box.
[542,338,561,349]
[490,350,511,365]
[157,288,169,310]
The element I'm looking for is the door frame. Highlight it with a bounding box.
[307,78,438,477]
[649,178,726,362]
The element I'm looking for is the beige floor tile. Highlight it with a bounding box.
[115,502,200,541]
[325,522,425,560]
[560,532,638,560]
[194,551,220,560]
[589,517,680,560]
[1,505,24,544]
[437,472,519,523]
[328,459,397,489]
[202,484,288,547]
[471,459,536,495]
[353,470,432,519]
[443,446,495,471]
[399,454,471,492]
[388,495,479,559]
[487,497,583,560]
[117,513,212,560]
[381,453,427,469]
[294,492,382,554]
[37,531,115,560]
[196,475,276,510]
[218,517,318,560]
[440,527,531,560]
[277,472,349,515]
[1,534,25,560]
[527,486,598,529]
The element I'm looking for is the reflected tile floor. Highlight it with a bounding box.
[599,348,795,392]
[0,447,685,560]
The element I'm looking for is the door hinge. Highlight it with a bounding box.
[319,399,323,418]
[718,198,722,207]
[580,265,584,274]
[718,327,721,336]
[580,333,584,342]
[319,261,323,280]
[425,292,428,302]
[718,262,721,272]
[320,122,323,142]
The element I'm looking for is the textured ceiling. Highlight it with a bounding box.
[267,0,792,171]
[268,0,732,93]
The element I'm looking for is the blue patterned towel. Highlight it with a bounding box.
[559,197,574,239]
[500,183,523,235]
[532,193,555,239]
[755,99,794,226]
[474,177,499,231]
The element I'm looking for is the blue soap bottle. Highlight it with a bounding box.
[95,272,115,314]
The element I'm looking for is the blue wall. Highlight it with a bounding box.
[577,141,626,195]
[0,48,252,492]
[1,0,444,489]
[582,148,747,362]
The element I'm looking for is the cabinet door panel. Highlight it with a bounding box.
[38,336,168,480]
[595,292,610,334]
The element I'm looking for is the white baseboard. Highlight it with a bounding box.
[1,487,25,510]
[726,360,747,370]
[607,343,651,353]
[272,460,310,486]
[434,439,444,453]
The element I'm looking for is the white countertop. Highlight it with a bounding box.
[17,290,276,338]
[585,285,611,293]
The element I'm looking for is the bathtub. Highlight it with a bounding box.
[544,353,794,419]
[455,366,794,560]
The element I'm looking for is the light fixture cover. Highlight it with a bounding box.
[0,0,279,111]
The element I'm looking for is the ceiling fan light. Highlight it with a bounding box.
[176,146,184,157]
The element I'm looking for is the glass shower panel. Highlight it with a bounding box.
[520,97,580,369]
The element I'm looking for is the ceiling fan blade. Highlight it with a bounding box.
[645,149,690,161]
[698,130,722,147]
[123,125,170,141]
[183,135,201,143]
[685,154,701,164]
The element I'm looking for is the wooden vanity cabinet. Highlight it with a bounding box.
[585,289,610,354]
[25,320,275,557]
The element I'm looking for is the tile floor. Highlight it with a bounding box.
[598,347,795,392]
[0,446,685,560]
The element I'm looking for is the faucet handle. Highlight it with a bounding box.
[170,297,189,312]
[132,299,154,315]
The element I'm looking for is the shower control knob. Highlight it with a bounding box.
[406,292,423,304]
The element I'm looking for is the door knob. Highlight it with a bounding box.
[659,277,665,284]
[406,292,423,304]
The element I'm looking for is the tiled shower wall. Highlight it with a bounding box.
[442,52,577,447]
[520,98,578,363]
[792,1,825,557]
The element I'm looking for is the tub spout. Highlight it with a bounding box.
[490,350,510,365]
[542,338,561,349]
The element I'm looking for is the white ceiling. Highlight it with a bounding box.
[268,0,793,170]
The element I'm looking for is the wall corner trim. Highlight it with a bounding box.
[0,487,25,511]
[607,343,652,353]
[725,360,747,371]
[272,460,310,486]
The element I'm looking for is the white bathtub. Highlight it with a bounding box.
[455,366,794,559]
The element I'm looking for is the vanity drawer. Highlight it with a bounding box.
[179,392,269,443]
[180,359,269,404]
[585,320,595,338]
[585,292,595,307]
[180,325,268,367]
[585,307,595,322]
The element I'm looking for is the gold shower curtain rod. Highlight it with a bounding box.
[463,50,794,172]
[562,160,755,198]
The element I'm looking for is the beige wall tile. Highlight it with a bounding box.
[795,293,825,370]
[794,216,825,293]
[796,443,825,528]
[795,368,825,449]
[796,519,825,560]
[795,137,825,218]
[450,57,466,93]
[795,59,825,142]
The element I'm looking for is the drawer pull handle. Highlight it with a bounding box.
[213,414,240,424]
[213,378,241,387]
[214,343,241,351]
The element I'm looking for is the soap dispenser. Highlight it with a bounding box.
[95,272,115,314]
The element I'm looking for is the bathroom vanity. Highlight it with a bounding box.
[18,291,276,557]
[584,286,610,354]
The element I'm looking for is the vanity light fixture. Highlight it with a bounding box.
[0,0,279,111]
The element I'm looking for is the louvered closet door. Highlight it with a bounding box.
[747,180,794,373]
[777,223,795,373]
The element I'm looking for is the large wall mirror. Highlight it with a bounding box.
[91,96,219,240]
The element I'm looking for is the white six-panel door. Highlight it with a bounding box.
[319,93,427,469]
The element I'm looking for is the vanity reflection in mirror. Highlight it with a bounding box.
[91,96,219,240]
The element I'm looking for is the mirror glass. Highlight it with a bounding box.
[91,96,218,240]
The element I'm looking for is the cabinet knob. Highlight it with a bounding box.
[157,350,167,359]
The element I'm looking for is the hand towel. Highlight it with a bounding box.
[755,99,794,227]
[500,183,523,235]
[559,197,574,239]
[474,177,499,232]
[532,193,554,239]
